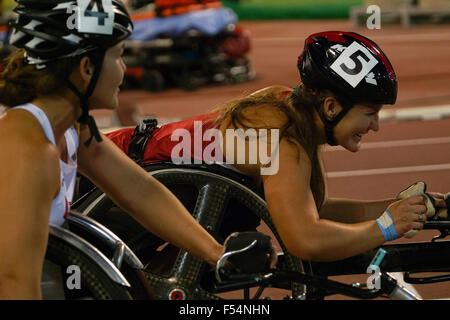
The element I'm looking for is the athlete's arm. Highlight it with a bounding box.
[77,127,222,266]
[0,116,59,299]
[319,198,396,223]
[261,139,424,262]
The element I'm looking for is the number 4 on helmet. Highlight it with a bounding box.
[77,0,115,35]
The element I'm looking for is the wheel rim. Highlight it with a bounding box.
[78,165,307,299]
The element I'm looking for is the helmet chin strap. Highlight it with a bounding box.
[65,51,105,147]
[318,108,349,146]
[291,86,354,146]
[317,97,353,146]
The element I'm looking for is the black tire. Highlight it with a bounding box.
[73,163,306,300]
[43,233,133,300]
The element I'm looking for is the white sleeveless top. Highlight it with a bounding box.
[12,103,79,226]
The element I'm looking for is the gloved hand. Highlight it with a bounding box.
[215,231,277,282]
[398,182,435,216]
[397,181,435,238]
[435,192,450,219]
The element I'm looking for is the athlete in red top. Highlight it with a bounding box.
[107,31,447,262]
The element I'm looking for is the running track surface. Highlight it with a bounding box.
[94,20,450,299]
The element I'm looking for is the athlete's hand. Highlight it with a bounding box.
[427,191,446,208]
[430,192,450,219]
[397,182,435,217]
[387,196,428,237]
[215,232,276,282]
[396,181,439,237]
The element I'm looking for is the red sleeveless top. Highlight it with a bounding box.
[106,111,222,164]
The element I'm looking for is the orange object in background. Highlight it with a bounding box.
[131,11,156,21]
[205,2,222,9]
[173,5,189,15]
[155,0,223,17]
[186,4,204,12]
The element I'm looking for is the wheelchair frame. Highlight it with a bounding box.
[50,162,450,300]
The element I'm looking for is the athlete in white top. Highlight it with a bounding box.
[0,0,222,299]
[12,103,78,226]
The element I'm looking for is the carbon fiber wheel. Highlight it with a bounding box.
[42,232,133,300]
[74,163,306,299]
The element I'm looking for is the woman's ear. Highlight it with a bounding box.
[79,56,94,86]
[322,97,343,121]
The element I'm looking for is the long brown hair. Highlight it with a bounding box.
[0,49,97,107]
[212,83,335,210]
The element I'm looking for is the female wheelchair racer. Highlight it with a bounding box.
[69,31,450,300]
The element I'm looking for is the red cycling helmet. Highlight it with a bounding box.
[297,31,397,145]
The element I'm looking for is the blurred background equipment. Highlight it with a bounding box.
[122,0,254,92]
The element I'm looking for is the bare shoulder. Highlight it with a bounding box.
[0,111,60,187]
[232,135,311,182]
[0,110,59,153]
[278,137,312,170]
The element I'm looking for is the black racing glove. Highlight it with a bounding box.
[215,231,277,282]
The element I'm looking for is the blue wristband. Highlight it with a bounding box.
[376,210,399,241]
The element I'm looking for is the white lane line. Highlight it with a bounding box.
[327,163,450,178]
[371,33,450,43]
[325,136,450,152]
[380,105,450,122]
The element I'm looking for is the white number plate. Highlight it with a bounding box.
[77,0,114,35]
[330,41,378,88]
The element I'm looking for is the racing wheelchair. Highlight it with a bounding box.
[41,159,450,300]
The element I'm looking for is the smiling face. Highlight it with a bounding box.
[333,103,382,152]
[89,41,126,110]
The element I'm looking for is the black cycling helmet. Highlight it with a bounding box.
[10,0,134,146]
[297,31,397,145]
